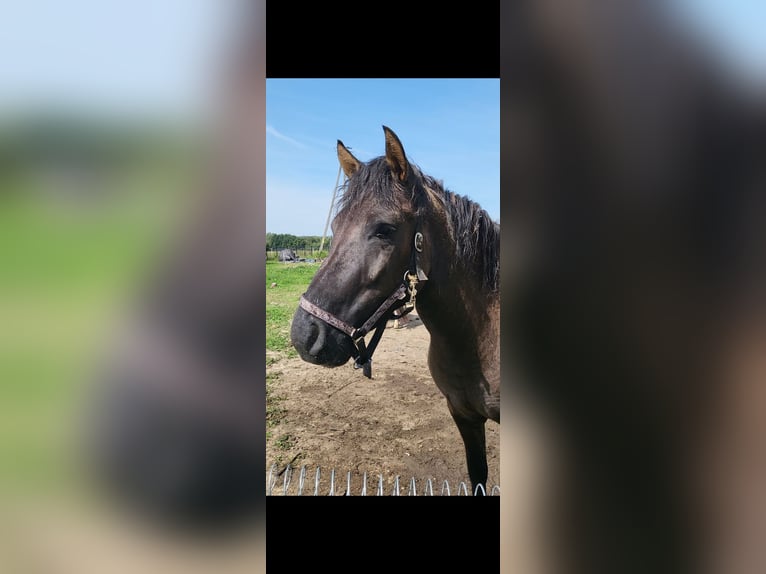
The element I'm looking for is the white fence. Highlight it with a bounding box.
[267,463,500,496]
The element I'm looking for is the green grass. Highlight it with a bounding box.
[273,434,296,451]
[265,260,319,356]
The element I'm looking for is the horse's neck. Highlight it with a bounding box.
[416,261,497,347]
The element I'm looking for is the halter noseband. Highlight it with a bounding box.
[298,231,427,378]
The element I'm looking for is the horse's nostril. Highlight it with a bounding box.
[308,321,325,358]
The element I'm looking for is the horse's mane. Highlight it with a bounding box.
[337,156,500,293]
[422,173,500,294]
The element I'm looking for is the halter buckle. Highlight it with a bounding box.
[407,271,419,294]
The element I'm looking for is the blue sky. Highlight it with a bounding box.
[266,79,500,236]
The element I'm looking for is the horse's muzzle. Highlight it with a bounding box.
[290,306,355,367]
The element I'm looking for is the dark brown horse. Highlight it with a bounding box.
[290,126,500,494]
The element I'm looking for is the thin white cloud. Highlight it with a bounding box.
[266,125,308,149]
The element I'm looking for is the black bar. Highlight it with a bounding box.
[266,1,499,78]
[266,496,500,570]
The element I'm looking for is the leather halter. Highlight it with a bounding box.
[298,231,428,378]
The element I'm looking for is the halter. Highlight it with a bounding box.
[298,231,428,378]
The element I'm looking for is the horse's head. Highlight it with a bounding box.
[291,126,430,367]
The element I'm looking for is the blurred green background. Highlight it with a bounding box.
[0,113,205,503]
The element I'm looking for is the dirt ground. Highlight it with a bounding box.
[266,312,500,495]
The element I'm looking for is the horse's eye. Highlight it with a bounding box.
[373,224,397,240]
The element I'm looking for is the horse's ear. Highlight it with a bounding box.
[383,125,408,182]
[337,140,361,179]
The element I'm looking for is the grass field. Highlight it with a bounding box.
[265,260,319,358]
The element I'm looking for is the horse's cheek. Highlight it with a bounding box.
[365,250,391,284]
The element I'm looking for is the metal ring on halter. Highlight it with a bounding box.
[414,232,424,252]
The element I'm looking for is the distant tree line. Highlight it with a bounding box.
[266,233,331,252]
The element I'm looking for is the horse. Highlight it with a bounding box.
[290,126,500,494]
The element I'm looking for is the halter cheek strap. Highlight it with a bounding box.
[298,231,427,378]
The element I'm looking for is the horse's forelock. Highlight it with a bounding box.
[336,156,416,219]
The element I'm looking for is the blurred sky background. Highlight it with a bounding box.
[0,0,237,124]
[265,79,500,236]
